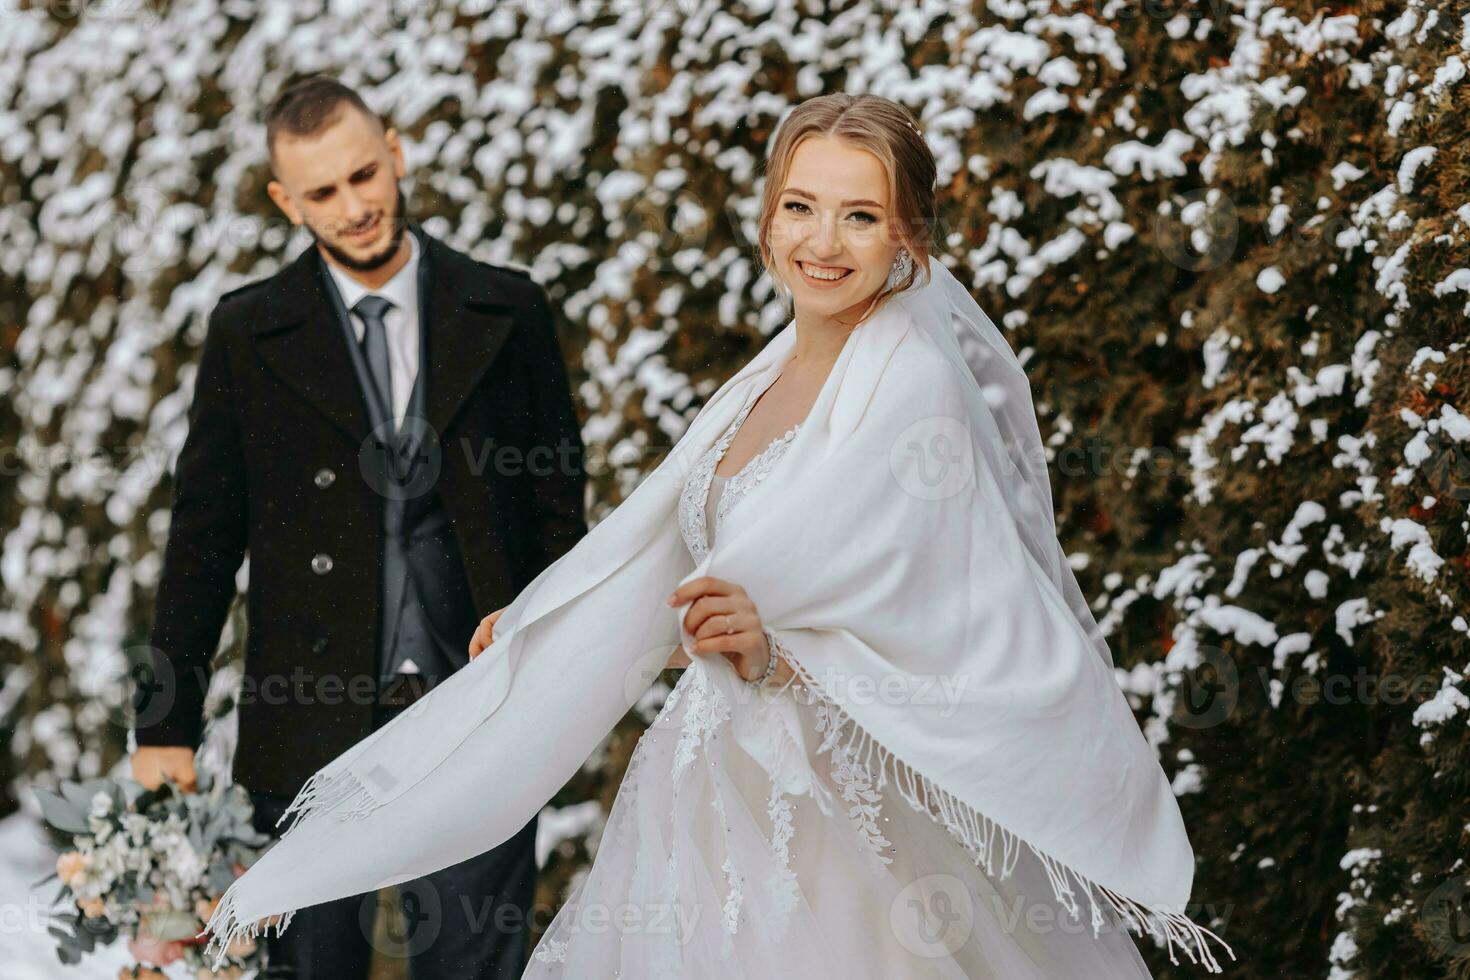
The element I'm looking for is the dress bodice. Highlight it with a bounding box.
[677,389,801,563]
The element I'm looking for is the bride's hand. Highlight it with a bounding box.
[468,607,507,660]
[665,576,786,683]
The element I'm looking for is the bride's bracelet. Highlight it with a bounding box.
[752,628,784,687]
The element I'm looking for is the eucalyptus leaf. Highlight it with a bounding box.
[58,778,113,813]
[33,787,91,835]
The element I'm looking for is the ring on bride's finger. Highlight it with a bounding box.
[724,614,734,634]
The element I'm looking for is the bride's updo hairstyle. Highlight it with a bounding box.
[756,93,939,320]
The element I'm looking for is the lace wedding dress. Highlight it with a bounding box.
[522,375,1158,979]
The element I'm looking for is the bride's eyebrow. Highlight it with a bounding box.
[782,187,887,209]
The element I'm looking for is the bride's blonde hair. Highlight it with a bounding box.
[756,94,938,320]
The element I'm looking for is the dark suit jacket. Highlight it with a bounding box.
[133,226,587,798]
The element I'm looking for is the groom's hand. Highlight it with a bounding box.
[130,746,197,792]
[468,607,507,660]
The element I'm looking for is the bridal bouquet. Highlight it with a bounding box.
[33,766,285,978]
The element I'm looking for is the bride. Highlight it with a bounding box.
[202,94,1234,978]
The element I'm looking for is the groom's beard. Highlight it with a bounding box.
[309,187,410,272]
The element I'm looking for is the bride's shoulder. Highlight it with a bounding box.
[879,322,973,411]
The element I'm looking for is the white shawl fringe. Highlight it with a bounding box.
[197,887,297,971]
[785,651,1236,975]
[196,767,377,970]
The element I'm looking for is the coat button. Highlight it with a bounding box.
[314,467,336,489]
[311,553,334,575]
[311,636,330,655]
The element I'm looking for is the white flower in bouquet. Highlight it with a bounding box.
[148,822,207,909]
[90,790,110,814]
[121,812,152,847]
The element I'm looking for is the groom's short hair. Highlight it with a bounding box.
[264,75,384,172]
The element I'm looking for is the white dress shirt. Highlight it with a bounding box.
[325,233,424,675]
[326,231,421,431]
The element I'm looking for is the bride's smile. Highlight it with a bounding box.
[794,258,853,284]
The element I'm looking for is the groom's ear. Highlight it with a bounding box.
[385,127,407,180]
[266,180,302,227]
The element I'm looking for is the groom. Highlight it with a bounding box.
[128,76,587,978]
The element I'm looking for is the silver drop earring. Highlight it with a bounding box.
[887,247,913,289]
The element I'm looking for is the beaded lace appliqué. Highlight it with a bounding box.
[671,666,731,780]
[676,395,801,563]
[659,387,815,951]
[531,938,567,963]
[812,698,895,876]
